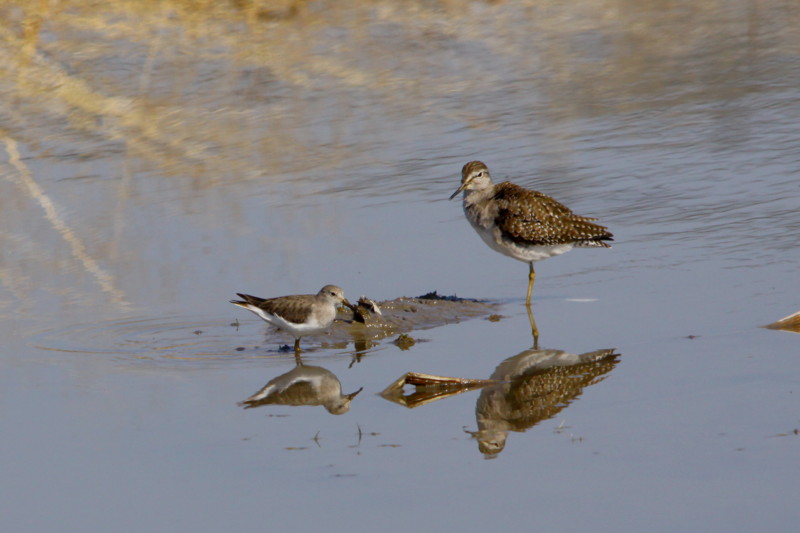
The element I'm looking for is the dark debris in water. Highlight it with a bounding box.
[392,334,417,350]
[416,290,483,303]
[768,429,799,438]
[380,372,498,409]
[764,310,800,333]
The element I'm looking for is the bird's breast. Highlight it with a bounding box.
[463,197,497,231]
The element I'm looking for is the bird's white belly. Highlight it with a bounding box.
[255,310,328,338]
[472,224,573,263]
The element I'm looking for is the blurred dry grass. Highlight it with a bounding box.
[1,0,798,183]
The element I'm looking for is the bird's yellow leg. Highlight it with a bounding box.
[526,263,536,305]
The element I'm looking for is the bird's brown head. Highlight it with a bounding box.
[449,161,492,200]
[327,387,363,415]
[319,285,345,302]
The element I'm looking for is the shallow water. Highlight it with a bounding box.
[1,1,799,531]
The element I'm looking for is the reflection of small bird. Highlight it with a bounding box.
[450,161,613,304]
[230,285,355,352]
[239,363,363,415]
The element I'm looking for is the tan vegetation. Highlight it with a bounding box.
[2,0,798,183]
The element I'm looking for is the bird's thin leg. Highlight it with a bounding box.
[526,263,536,305]
[293,338,301,355]
[526,302,539,349]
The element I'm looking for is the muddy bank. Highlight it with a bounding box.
[328,293,500,345]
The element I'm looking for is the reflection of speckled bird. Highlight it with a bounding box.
[472,347,619,457]
[239,363,362,415]
[230,285,355,352]
[450,161,613,304]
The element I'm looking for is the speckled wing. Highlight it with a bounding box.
[234,293,315,324]
[492,182,613,246]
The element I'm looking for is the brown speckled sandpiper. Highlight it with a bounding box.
[450,161,613,305]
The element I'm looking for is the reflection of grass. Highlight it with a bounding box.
[1,135,130,307]
[0,0,796,196]
[1,0,797,183]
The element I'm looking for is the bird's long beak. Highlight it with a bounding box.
[342,298,356,312]
[449,182,467,200]
[346,387,364,400]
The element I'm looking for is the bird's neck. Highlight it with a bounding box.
[462,184,495,207]
[462,186,499,228]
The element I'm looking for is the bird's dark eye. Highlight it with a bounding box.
[476,171,483,177]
